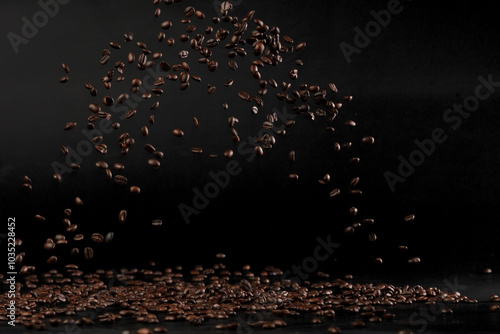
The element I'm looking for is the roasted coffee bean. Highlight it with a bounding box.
[47,256,58,265]
[91,233,104,243]
[119,210,127,223]
[59,76,69,83]
[152,220,163,226]
[173,129,184,137]
[404,214,415,222]
[83,247,94,260]
[207,84,216,94]
[95,161,108,169]
[109,41,121,49]
[64,122,77,130]
[74,197,83,206]
[61,63,70,73]
[95,144,108,154]
[114,175,128,185]
[141,126,149,136]
[368,233,377,242]
[327,326,341,334]
[148,159,161,168]
[105,232,114,244]
[113,163,125,171]
[289,150,296,162]
[191,147,203,154]
[408,257,421,263]
[145,144,156,153]
[130,186,141,194]
[161,20,172,29]
[329,188,340,197]
[125,109,137,119]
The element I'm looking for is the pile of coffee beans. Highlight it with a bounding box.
[0,255,483,333]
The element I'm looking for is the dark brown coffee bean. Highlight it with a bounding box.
[125,109,137,119]
[179,50,189,58]
[207,84,216,94]
[59,76,69,83]
[60,145,69,156]
[84,247,94,260]
[114,175,128,185]
[288,173,299,180]
[106,168,113,179]
[61,63,70,73]
[91,233,104,243]
[95,144,108,154]
[191,147,203,154]
[53,173,62,182]
[224,149,234,159]
[109,41,121,49]
[141,126,149,136]
[145,144,156,153]
[404,214,415,222]
[228,60,238,71]
[74,234,84,241]
[74,197,83,206]
[254,146,264,156]
[173,129,184,137]
[47,256,57,265]
[70,163,80,170]
[224,79,234,87]
[238,91,250,100]
[161,20,172,29]
[95,161,108,169]
[408,257,421,263]
[148,159,161,168]
[328,83,338,93]
[64,122,77,130]
[327,326,341,334]
[118,210,127,223]
[130,186,141,194]
[289,150,296,162]
[220,1,233,16]
[113,163,125,170]
[329,188,340,197]
[368,233,377,242]
[295,42,306,51]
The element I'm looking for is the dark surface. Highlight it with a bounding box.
[0,0,499,274]
[1,274,500,333]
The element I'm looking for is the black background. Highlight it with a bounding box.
[0,0,499,276]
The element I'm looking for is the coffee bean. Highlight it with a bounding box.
[404,214,415,222]
[191,147,203,154]
[224,79,234,87]
[368,233,377,242]
[84,247,94,260]
[329,189,340,197]
[224,149,234,158]
[91,233,104,243]
[102,96,114,106]
[238,91,250,100]
[47,256,57,265]
[289,150,296,162]
[148,159,161,168]
[152,220,163,226]
[125,109,137,119]
[374,257,383,265]
[53,173,62,183]
[145,144,156,153]
[141,126,149,136]
[130,186,141,194]
[119,210,127,223]
[254,146,264,156]
[109,41,121,49]
[208,84,216,94]
[113,163,125,171]
[74,197,83,206]
[61,145,69,156]
[228,60,238,71]
[74,234,84,241]
[114,175,128,185]
[95,161,108,169]
[95,144,108,154]
[161,20,172,29]
[288,173,299,180]
[173,129,184,137]
[327,326,341,334]
[64,122,77,130]
[59,76,69,83]
[408,257,421,263]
